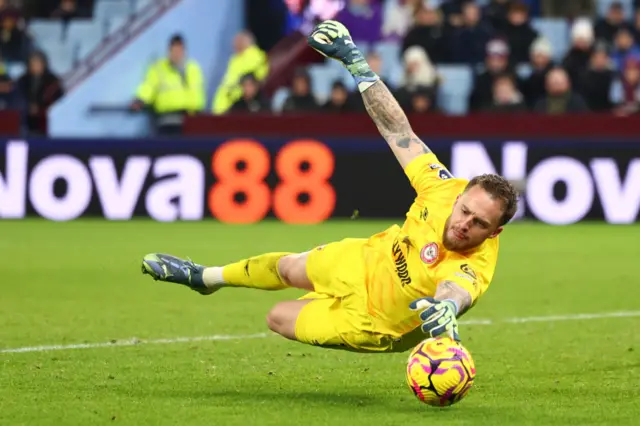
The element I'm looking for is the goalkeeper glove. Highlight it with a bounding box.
[409,297,461,342]
[307,20,379,89]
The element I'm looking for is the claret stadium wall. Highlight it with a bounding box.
[1,114,639,225]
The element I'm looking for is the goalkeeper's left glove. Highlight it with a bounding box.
[409,297,461,342]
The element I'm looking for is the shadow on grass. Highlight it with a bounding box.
[147,386,444,413]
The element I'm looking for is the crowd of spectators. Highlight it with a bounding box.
[0,0,81,134]
[226,0,640,116]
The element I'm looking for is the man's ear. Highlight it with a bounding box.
[490,226,504,238]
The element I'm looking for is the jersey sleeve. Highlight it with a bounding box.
[403,153,468,220]
[436,259,492,307]
[404,153,466,200]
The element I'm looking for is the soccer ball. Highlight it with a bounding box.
[406,336,476,407]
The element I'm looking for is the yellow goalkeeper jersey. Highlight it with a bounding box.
[361,153,499,337]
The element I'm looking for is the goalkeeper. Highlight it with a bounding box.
[141,21,519,353]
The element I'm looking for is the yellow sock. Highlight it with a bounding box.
[204,252,292,290]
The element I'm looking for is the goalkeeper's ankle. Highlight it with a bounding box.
[203,266,226,288]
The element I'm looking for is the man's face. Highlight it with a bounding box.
[615,30,634,50]
[443,186,504,252]
[169,44,184,64]
[487,55,508,73]
[591,50,609,70]
[531,51,551,69]
[462,3,480,26]
[292,76,309,95]
[494,78,514,103]
[241,79,258,99]
[508,10,527,26]
[546,69,569,95]
[330,86,347,105]
[608,6,624,25]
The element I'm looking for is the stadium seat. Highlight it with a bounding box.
[516,63,532,79]
[95,0,132,24]
[308,64,340,103]
[531,18,569,61]
[40,43,75,75]
[271,87,290,113]
[609,79,623,104]
[28,20,64,43]
[436,65,473,115]
[106,15,129,35]
[7,62,25,79]
[66,20,103,58]
[596,0,634,18]
[134,0,153,13]
[373,41,402,84]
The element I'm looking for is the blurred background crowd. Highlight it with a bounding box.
[2,0,640,136]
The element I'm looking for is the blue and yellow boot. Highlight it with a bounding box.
[141,254,214,295]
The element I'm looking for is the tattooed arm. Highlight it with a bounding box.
[361,81,431,169]
[434,280,473,316]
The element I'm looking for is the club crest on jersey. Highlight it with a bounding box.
[420,243,439,264]
[438,169,453,180]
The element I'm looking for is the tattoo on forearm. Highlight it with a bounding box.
[435,281,473,315]
[362,81,431,158]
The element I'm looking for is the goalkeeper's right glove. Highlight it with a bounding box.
[409,297,461,342]
[307,20,379,87]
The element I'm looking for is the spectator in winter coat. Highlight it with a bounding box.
[534,67,589,114]
[613,57,640,116]
[483,0,512,33]
[562,18,595,88]
[450,1,494,65]
[407,86,439,114]
[595,1,631,46]
[501,1,538,65]
[322,80,358,113]
[468,38,520,112]
[522,37,554,107]
[16,51,64,135]
[579,43,615,112]
[610,27,640,71]
[229,73,271,114]
[483,73,528,113]
[402,2,451,64]
[282,68,319,112]
[396,46,439,110]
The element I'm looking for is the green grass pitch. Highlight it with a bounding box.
[1,219,639,425]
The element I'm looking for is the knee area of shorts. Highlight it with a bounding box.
[266,309,279,333]
[266,304,292,335]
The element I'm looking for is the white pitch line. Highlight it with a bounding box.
[2,311,639,354]
[0,333,269,354]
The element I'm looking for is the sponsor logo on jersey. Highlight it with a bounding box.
[460,264,477,280]
[420,242,439,264]
[419,207,429,221]
[392,240,412,286]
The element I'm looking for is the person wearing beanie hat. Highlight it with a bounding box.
[468,38,522,112]
[522,36,555,107]
[562,18,595,88]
